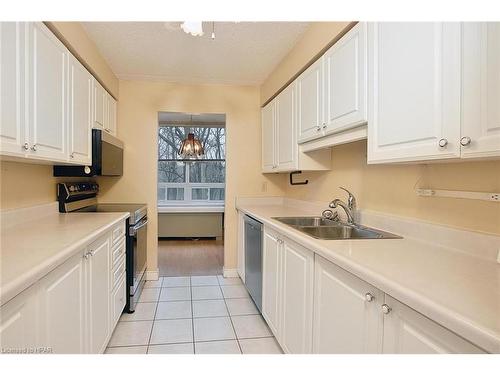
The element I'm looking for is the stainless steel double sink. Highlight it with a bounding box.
[272,217,402,240]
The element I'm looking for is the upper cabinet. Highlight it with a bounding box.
[367,22,462,163]
[0,22,27,157]
[262,83,330,173]
[0,22,117,165]
[461,22,500,159]
[297,59,324,143]
[323,22,367,135]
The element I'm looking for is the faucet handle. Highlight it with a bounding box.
[339,187,356,210]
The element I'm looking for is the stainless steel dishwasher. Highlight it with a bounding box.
[244,215,263,312]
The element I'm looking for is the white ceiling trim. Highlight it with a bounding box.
[117,73,262,86]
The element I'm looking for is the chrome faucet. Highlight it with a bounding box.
[329,187,356,224]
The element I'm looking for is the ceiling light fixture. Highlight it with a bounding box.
[178,116,205,159]
[181,21,204,36]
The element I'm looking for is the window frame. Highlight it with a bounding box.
[157,126,226,208]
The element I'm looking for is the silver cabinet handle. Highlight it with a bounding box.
[23,142,29,150]
[316,125,321,132]
[70,153,75,158]
[460,136,471,146]
[438,138,448,148]
[365,293,374,302]
[30,144,37,151]
[322,122,327,130]
[83,252,90,259]
[381,304,392,314]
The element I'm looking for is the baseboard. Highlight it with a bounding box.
[145,268,159,281]
[222,268,239,278]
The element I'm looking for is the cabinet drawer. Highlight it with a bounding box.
[112,254,126,290]
[111,238,126,266]
[111,222,126,244]
[111,275,126,327]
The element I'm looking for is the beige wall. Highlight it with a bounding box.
[46,22,119,98]
[283,140,500,235]
[97,80,286,273]
[260,22,352,105]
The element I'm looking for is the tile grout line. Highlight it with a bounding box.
[146,278,162,352]
[219,275,243,354]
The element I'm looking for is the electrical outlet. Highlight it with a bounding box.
[261,181,268,193]
[497,248,500,264]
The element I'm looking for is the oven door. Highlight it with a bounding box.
[129,216,147,307]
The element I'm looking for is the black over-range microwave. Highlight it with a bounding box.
[53,129,124,177]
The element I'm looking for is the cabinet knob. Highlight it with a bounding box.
[30,144,37,152]
[322,122,327,130]
[365,293,374,302]
[70,153,75,158]
[83,253,90,259]
[23,142,29,150]
[438,138,448,148]
[460,136,471,146]
[381,304,392,314]
[316,125,321,132]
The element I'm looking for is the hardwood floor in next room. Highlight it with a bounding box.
[158,239,224,276]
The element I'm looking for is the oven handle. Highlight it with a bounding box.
[130,218,148,236]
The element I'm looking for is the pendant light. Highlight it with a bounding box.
[178,116,205,159]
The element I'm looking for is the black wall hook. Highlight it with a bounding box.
[289,171,308,185]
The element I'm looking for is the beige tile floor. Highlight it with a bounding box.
[105,275,283,354]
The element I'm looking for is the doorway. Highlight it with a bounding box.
[156,112,226,276]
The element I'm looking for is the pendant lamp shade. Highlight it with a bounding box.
[179,133,204,159]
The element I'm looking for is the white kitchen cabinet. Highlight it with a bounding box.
[93,80,106,130]
[280,239,314,354]
[0,283,39,353]
[0,22,27,158]
[87,235,111,353]
[323,22,367,135]
[261,100,275,172]
[367,22,462,163]
[28,22,68,162]
[275,84,296,170]
[382,295,485,353]
[313,255,383,353]
[38,249,86,354]
[68,55,92,165]
[262,227,282,338]
[461,22,500,159]
[107,96,117,135]
[297,58,323,143]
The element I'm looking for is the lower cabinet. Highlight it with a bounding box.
[259,225,489,354]
[313,255,383,353]
[382,295,485,354]
[262,227,314,354]
[0,221,126,354]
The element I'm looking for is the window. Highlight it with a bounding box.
[158,126,225,206]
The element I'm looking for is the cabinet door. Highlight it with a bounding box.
[68,55,92,165]
[323,22,367,134]
[280,239,314,354]
[0,22,27,157]
[38,250,86,354]
[107,96,117,135]
[28,22,68,161]
[93,80,106,129]
[0,284,39,353]
[275,83,297,171]
[461,22,500,158]
[313,255,383,353]
[297,58,323,143]
[261,101,276,172]
[87,235,111,353]
[382,295,485,353]
[367,22,461,163]
[262,228,281,338]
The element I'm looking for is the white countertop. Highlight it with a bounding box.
[1,209,129,305]
[236,199,500,353]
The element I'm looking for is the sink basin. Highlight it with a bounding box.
[272,216,402,240]
[272,217,339,227]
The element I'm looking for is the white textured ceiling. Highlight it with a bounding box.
[82,22,310,85]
